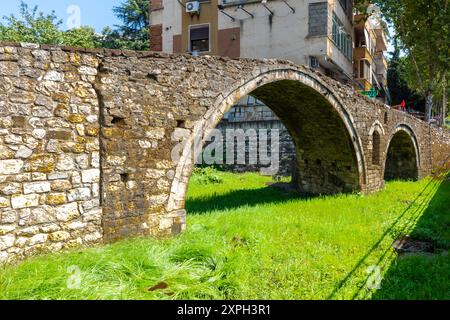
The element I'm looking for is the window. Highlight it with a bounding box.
[358,60,370,80]
[359,60,364,78]
[332,12,352,60]
[189,24,210,53]
[339,0,347,11]
[308,2,328,36]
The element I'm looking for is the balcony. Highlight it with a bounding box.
[354,47,373,64]
[376,73,387,88]
[374,29,388,52]
[374,52,388,69]
[374,52,388,84]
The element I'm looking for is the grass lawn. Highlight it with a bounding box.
[0,168,448,300]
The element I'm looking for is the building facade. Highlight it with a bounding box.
[150,0,354,82]
[353,9,389,103]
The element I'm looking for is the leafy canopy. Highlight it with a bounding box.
[102,0,150,51]
[0,0,151,50]
[377,0,449,95]
[0,1,99,48]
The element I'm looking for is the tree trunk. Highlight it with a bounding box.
[425,91,433,122]
[443,78,447,127]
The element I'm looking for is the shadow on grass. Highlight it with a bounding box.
[186,183,304,215]
[371,173,450,300]
[327,168,450,299]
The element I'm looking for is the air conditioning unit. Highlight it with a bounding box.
[186,1,200,14]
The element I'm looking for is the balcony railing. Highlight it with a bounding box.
[374,52,388,70]
[221,0,260,6]
[354,47,373,64]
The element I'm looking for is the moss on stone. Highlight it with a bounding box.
[85,125,99,137]
[66,114,85,124]
[45,193,67,205]
[24,155,56,173]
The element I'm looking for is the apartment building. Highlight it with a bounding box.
[150,0,354,83]
[353,9,390,103]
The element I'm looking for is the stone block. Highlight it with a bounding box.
[11,194,39,209]
[84,231,102,243]
[23,181,51,194]
[16,226,39,237]
[49,231,70,242]
[67,221,86,230]
[81,169,99,183]
[0,225,15,236]
[55,202,79,222]
[0,196,9,208]
[56,154,76,171]
[0,159,23,175]
[0,183,22,195]
[29,234,48,245]
[82,208,102,222]
[0,210,16,224]
[50,180,72,192]
[43,70,64,82]
[0,234,15,250]
[67,188,91,202]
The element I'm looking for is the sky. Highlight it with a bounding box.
[0,0,124,32]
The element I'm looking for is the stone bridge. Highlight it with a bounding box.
[0,43,449,263]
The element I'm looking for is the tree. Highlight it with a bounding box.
[0,1,99,48]
[0,2,62,44]
[387,37,424,109]
[61,27,99,48]
[99,26,149,51]
[113,0,150,33]
[99,0,150,51]
[373,0,449,122]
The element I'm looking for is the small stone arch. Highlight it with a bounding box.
[369,121,385,166]
[369,120,385,136]
[166,67,368,214]
[384,124,420,181]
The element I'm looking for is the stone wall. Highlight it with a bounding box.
[216,104,296,177]
[1,42,449,264]
[0,44,102,264]
[430,127,450,170]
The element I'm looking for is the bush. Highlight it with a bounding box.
[191,167,224,185]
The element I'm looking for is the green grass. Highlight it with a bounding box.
[0,169,449,300]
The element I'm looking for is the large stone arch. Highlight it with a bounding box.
[368,120,385,166]
[167,68,368,214]
[384,124,420,181]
